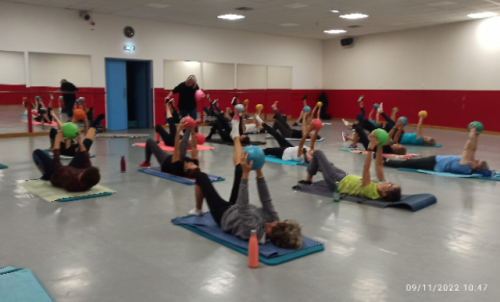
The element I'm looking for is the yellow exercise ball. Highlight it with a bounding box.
[418,110,428,118]
[256,104,263,111]
[317,102,323,107]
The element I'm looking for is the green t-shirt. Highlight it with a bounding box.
[338,175,381,200]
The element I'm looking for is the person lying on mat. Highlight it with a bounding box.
[140,119,200,178]
[269,101,321,140]
[343,118,407,155]
[32,114,105,192]
[392,112,436,146]
[300,134,402,201]
[32,96,55,125]
[385,125,489,173]
[205,107,251,145]
[242,106,265,134]
[202,95,221,119]
[263,112,317,163]
[343,99,398,133]
[190,123,303,249]
[47,111,87,157]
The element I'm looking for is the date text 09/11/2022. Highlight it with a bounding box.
[406,284,488,292]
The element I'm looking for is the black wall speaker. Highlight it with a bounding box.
[341,38,353,46]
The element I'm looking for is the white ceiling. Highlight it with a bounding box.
[5,0,500,39]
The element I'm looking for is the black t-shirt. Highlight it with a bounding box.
[60,82,78,103]
[161,155,199,177]
[381,145,393,154]
[291,129,303,139]
[172,82,199,110]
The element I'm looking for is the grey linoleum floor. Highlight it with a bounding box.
[0,121,499,302]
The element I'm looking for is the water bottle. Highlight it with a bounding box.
[120,155,126,173]
[333,181,340,203]
[248,230,259,268]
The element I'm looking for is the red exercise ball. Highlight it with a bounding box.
[311,119,323,131]
[195,89,204,102]
[73,109,86,120]
[196,133,206,145]
[182,116,197,129]
[31,110,39,117]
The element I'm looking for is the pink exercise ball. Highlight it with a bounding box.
[182,116,197,129]
[195,89,204,102]
[311,119,323,131]
[196,132,206,145]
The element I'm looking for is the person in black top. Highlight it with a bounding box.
[139,119,200,179]
[55,79,78,122]
[166,75,201,120]
[269,101,320,140]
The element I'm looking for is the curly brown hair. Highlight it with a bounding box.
[80,167,100,188]
[392,146,407,155]
[270,220,303,249]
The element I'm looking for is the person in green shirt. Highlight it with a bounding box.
[300,133,401,201]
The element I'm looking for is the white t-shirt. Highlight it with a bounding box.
[282,146,310,162]
[245,124,260,133]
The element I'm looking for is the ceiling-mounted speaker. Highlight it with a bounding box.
[341,38,353,47]
[124,26,135,38]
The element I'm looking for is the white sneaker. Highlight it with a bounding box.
[231,97,237,106]
[377,103,383,113]
[188,208,204,217]
[357,95,364,103]
[213,99,218,105]
[230,119,240,140]
[341,132,347,142]
[342,119,349,127]
[255,115,263,126]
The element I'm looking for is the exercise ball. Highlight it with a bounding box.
[182,116,197,129]
[469,121,483,133]
[195,89,204,102]
[316,102,323,107]
[244,146,265,170]
[311,119,323,131]
[418,110,428,118]
[373,104,379,109]
[303,106,311,113]
[243,99,249,104]
[398,116,408,126]
[36,96,40,101]
[256,104,263,111]
[235,104,245,112]
[62,123,79,139]
[73,109,86,120]
[372,129,389,146]
[31,110,39,117]
[196,132,206,145]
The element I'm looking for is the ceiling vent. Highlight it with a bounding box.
[235,7,253,11]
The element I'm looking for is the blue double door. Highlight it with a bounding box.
[105,59,153,130]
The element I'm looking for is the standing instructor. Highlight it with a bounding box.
[166,75,201,120]
[55,79,78,122]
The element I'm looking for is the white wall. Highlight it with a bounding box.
[267,66,293,89]
[164,61,203,89]
[323,17,500,90]
[29,53,92,87]
[202,62,235,90]
[0,1,322,89]
[237,65,267,89]
[0,51,25,85]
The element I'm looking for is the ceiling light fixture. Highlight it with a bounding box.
[330,10,340,13]
[340,13,368,20]
[467,12,498,19]
[218,14,245,20]
[324,29,346,34]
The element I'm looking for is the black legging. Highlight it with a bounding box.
[166,106,181,124]
[195,164,243,226]
[33,138,93,180]
[262,123,293,158]
[384,156,437,171]
[49,128,77,156]
[207,113,243,142]
[34,107,53,123]
[203,102,220,117]
[156,118,179,147]
[272,109,294,138]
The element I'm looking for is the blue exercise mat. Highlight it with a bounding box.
[265,156,309,166]
[42,150,96,160]
[0,266,53,302]
[138,167,225,185]
[401,143,442,148]
[172,213,324,265]
[0,164,8,169]
[293,180,436,212]
[398,168,500,181]
[266,137,325,142]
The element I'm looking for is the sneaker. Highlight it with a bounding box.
[231,97,237,106]
[255,115,263,125]
[212,99,218,105]
[139,161,151,168]
[357,95,364,103]
[378,103,383,113]
[302,94,308,101]
[188,208,204,217]
[298,180,312,185]
[342,132,347,142]
[342,119,350,127]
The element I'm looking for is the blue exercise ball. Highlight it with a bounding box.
[373,104,379,109]
[303,106,311,113]
[244,146,265,170]
[235,104,244,112]
[398,116,408,126]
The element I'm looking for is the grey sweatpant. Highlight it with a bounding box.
[307,150,348,190]
[145,131,191,165]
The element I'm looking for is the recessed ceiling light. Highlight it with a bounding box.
[280,23,299,27]
[218,14,245,20]
[468,12,498,19]
[145,3,170,9]
[330,10,340,13]
[284,3,309,9]
[340,13,368,20]
[324,29,346,34]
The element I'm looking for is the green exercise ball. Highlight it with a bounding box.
[61,122,79,139]
[373,128,389,146]
[469,121,483,133]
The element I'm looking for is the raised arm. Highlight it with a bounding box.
[190,128,198,160]
[362,132,380,187]
[375,146,385,181]
[394,126,404,144]
[256,169,279,221]
[416,117,424,140]
[387,120,403,145]
[51,111,63,129]
[297,120,313,158]
[460,126,478,164]
[171,122,186,162]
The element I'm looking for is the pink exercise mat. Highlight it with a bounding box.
[133,142,214,151]
[22,119,58,127]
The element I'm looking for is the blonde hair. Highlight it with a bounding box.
[270,220,303,249]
